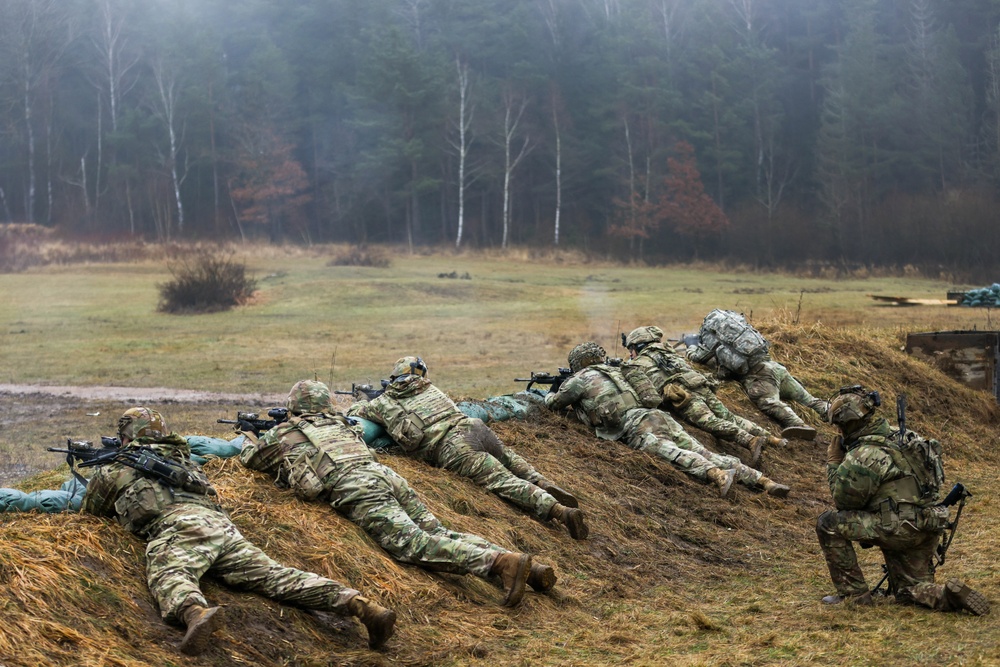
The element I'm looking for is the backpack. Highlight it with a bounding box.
[689,309,769,375]
[890,429,945,504]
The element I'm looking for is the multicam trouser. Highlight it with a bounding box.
[619,408,763,486]
[332,461,504,578]
[816,508,961,610]
[433,425,558,521]
[740,361,828,429]
[673,389,770,446]
[145,504,358,623]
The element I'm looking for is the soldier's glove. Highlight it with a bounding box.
[663,384,690,406]
[352,385,372,403]
[237,419,260,437]
[826,435,846,465]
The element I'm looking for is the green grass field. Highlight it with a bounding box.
[1,247,993,397]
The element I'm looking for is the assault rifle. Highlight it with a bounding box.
[217,407,289,435]
[334,381,387,401]
[48,438,209,494]
[870,482,972,596]
[514,367,573,392]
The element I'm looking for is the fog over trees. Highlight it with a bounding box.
[1,0,998,271]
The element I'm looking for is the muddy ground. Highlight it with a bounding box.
[0,385,284,487]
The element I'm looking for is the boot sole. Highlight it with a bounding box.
[528,563,557,592]
[502,554,532,607]
[366,609,397,649]
[946,579,991,616]
[565,509,589,540]
[749,439,764,467]
[718,470,735,498]
[542,484,579,509]
[766,484,791,499]
[179,606,224,656]
[781,426,817,441]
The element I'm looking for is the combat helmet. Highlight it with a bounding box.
[118,407,167,442]
[286,379,334,415]
[390,356,428,380]
[624,326,664,350]
[828,385,881,428]
[568,342,606,373]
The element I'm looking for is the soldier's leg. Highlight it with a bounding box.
[815,509,872,597]
[497,446,543,484]
[676,395,752,444]
[742,374,806,429]
[775,365,829,419]
[881,528,963,611]
[144,512,225,622]
[699,390,771,437]
[210,520,358,615]
[622,411,716,481]
[655,412,764,487]
[436,439,557,521]
[340,467,501,577]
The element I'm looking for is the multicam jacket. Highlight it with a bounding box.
[828,417,939,512]
[241,412,373,500]
[544,364,640,440]
[625,342,717,395]
[81,433,221,537]
[348,375,467,458]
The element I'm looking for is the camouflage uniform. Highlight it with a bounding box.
[348,375,562,521]
[82,432,359,624]
[736,358,829,429]
[545,363,766,489]
[625,341,771,447]
[818,409,985,613]
[242,411,507,579]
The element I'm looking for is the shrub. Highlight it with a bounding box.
[157,252,257,313]
[327,245,391,268]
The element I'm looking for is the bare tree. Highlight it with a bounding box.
[496,87,532,249]
[449,56,474,249]
[148,56,187,235]
[89,0,140,229]
[0,0,70,224]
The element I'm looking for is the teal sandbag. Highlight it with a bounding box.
[0,487,79,513]
[456,391,546,423]
[185,434,246,462]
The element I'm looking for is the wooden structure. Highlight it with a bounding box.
[905,330,1000,402]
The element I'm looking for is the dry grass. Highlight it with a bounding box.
[2,320,999,665]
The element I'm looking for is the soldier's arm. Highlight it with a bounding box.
[828,445,894,510]
[80,466,125,518]
[347,398,381,423]
[544,375,586,411]
[239,426,281,471]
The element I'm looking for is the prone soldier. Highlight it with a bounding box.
[82,407,396,655]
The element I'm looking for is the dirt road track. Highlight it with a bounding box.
[0,384,286,404]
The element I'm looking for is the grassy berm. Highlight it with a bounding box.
[2,321,999,666]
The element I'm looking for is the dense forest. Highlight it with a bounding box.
[1,0,999,271]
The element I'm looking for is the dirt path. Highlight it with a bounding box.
[0,383,286,405]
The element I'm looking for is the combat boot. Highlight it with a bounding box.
[179,604,224,656]
[490,552,532,606]
[781,425,817,441]
[549,503,589,540]
[706,468,736,498]
[748,435,769,467]
[768,435,788,448]
[527,562,557,592]
[944,579,991,616]
[758,476,790,498]
[821,591,874,607]
[347,595,397,649]
[537,479,579,508]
